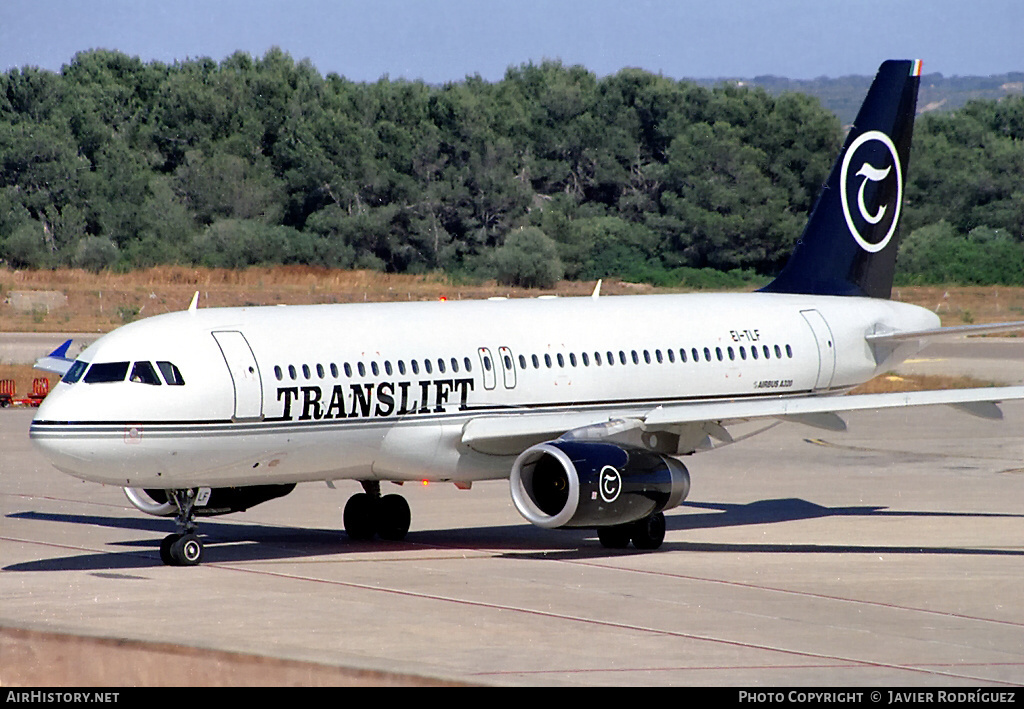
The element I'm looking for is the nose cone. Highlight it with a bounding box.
[30,383,88,477]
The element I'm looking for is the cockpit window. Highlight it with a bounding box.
[83,361,130,383]
[157,361,185,386]
[130,361,162,385]
[62,360,88,384]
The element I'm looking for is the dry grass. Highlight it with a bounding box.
[849,372,994,395]
[0,266,659,333]
[1,267,1020,335]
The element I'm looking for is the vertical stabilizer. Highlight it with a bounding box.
[762,60,922,299]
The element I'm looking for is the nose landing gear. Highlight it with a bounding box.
[160,489,205,566]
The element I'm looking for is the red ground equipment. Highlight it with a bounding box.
[0,379,13,408]
[0,378,51,407]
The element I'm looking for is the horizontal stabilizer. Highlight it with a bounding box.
[867,320,1024,343]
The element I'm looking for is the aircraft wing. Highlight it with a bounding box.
[461,385,1024,455]
[33,339,75,376]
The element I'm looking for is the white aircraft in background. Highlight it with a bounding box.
[30,60,1024,566]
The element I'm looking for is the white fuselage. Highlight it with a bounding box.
[30,292,939,488]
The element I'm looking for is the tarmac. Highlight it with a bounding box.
[1,341,1022,686]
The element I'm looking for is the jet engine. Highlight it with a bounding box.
[124,484,296,517]
[510,440,689,529]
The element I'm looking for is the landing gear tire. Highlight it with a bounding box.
[344,486,412,542]
[160,534,179,565]
[630,512,666,550]
[377,494,411,541]
[344,492,378,541]
[597,525,632,549]
[160,532,203,566]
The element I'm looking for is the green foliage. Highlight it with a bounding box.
[73,236,119,272]
[1,50,1020,285]
[2,220,49,268]
[897,221,1024,285]
[492,227,563,289]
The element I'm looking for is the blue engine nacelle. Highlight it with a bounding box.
[510,440,690,528]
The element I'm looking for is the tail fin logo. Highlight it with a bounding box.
[840,130,903,253]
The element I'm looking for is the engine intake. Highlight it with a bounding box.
[510,440,689,528]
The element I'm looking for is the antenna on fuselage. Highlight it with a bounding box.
[188,291,199,312]
[591,279,602,300]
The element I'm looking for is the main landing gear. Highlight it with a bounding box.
[596,512,666,550]
[160,489,204,566]
[344,481,411,542]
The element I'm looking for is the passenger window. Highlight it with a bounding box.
[532,354,539,368]
[316,364,325,378]
[62,360,88,384]
[385,361,393,376]
[302,364,311,379]
[452,358,460,373]
[156,361,185,386]
[412,360,420,375]
[425,359,433,374]
[371,362,379,376]
[331,363,339,378]
[274,365,283,381]
[130,361,162,385]
[568,353,576,367]
[288,365,297,380]
[344,363,353,377]
[398,360,406,375]
[84,361,130,384]
[786,344,793,358]
[582,352,589,366]
[518,354,526,369]
[464,357,472,372]
[358,363,366,377]
[437,359,445,374]
[774,345,782,358]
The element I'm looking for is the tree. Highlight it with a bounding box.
[492,226,563,288]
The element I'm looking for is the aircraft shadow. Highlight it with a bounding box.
[6,496,1023,571]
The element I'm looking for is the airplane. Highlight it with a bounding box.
[29,60,1024,566]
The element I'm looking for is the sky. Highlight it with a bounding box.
[1,0,1022,82]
